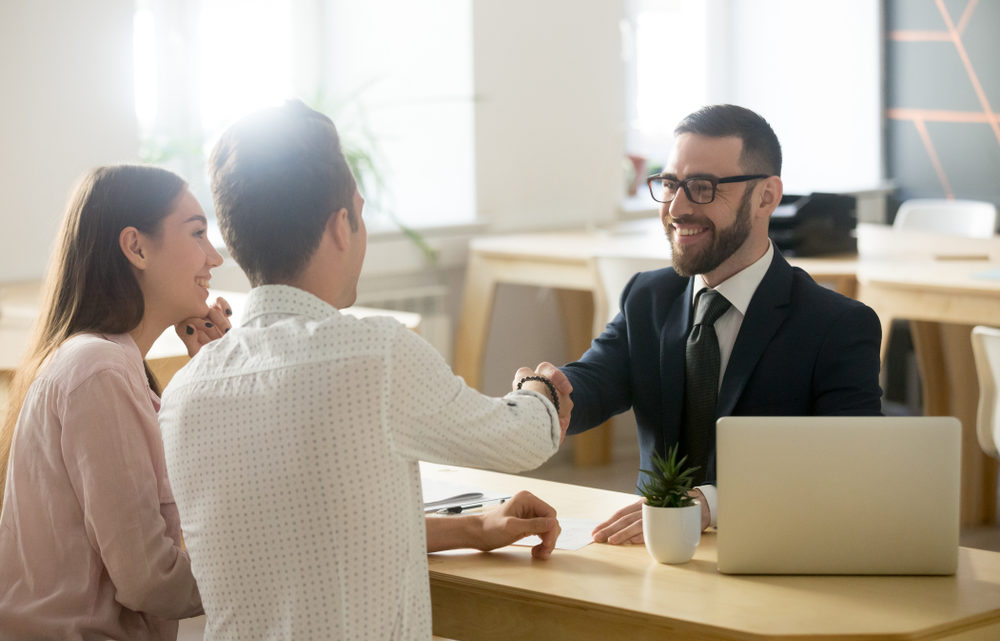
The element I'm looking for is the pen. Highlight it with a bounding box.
[436,497,508,514]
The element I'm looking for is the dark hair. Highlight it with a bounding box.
[209,99,357,286]
[674,104,782,177]
[0,165,187,508]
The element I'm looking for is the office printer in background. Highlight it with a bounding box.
[768,193,857,256]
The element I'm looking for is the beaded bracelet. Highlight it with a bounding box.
[516,375,560,415]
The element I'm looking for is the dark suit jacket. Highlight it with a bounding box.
[561,249,883,487]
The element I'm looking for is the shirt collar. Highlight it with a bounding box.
[241,284,341,326]
[104,332,144,362]
[100,332,160,404]
[691,241,774,316]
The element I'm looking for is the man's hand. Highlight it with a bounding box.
[477,490,561,559]
[592,498,645,545]
[593,491,710,545]
[512,362,574,442]
[175,296,233,357]
[426,490,561,559]
[690,488,711,531]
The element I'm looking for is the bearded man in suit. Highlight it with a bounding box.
[557,104,882,543]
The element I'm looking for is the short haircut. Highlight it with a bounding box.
[210,99,357,286]
[674,104,782,177]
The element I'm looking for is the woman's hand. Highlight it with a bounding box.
[175,296,232,357]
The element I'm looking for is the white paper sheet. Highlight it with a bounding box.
[512,517,600,551]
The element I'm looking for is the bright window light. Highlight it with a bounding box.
[133,0,475,231]
[197,0,293,137]
[627,0,709,165]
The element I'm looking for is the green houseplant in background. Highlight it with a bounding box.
[336,116,438,263]
[311,88,438,263]
[638,443,702,564]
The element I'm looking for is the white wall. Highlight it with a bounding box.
[718,0,883,194]
[473,0,627,232]
[319,0,477,230]
[471,1,627,392]
[0,0,139,282]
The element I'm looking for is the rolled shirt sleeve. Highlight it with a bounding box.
[385,326,560,471]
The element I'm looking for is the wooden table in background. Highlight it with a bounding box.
[425,464,1000,641]
[859,260,1000,528]
[454,229,660,467]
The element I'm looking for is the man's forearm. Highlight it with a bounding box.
[425,515,484,552]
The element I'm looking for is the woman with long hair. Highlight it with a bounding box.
[0,165,230,640]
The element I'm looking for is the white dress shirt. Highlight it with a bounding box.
[159,285,560,641]
[690,241,774,526]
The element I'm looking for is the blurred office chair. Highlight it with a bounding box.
[593,254,668,324]
[893,199,998,238]
[972,326,1000,460]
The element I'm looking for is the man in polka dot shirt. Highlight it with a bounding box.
[159,99,574,640]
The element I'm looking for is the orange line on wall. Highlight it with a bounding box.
[936,0,1000,146]
[889,30,951,41]
[888,108,1000,124]
[912,118,954,200]
[957,0,979,35]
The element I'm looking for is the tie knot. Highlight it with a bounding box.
[693,289,731,326]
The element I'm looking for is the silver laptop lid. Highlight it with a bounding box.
[716,416,961,575]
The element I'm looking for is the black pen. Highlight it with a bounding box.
[436,497,508,514]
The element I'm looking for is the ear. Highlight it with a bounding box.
[326,208,353,251]
[756,176,784,218]
[119,227,148,269]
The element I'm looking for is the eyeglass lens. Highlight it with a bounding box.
[649,178,716,204]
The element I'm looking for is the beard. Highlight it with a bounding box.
[668,187,754,277]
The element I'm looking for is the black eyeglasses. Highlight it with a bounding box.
[646,174,770,204]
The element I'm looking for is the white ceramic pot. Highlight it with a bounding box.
[642,501,701,564]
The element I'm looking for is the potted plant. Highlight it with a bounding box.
[638,444,702,564]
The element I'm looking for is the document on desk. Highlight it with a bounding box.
[512,518,600,551]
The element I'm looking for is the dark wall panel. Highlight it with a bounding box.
[885,0,1000,208]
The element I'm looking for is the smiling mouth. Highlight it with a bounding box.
[196,277,210,288]
[670,221,713,240]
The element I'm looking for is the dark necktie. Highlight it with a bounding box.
[682,288,732,485]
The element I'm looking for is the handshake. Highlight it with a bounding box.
[511,362,574,443]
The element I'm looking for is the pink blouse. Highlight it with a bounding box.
[0,333,201,641]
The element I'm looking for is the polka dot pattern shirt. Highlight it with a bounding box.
[159,285,560,640]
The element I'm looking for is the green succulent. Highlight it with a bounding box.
[637,443,700,508]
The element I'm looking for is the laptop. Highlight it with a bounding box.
[715,416,961,575]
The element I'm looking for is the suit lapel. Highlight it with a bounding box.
[659,277,694,446]
[717,250,794,417]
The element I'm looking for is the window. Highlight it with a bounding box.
[133,0,475,232]
[624,0,711,171]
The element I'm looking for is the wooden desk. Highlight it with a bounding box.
[0,282,421,388]
[425,464,1000,641]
